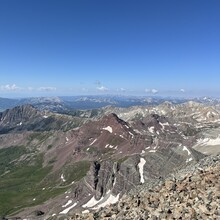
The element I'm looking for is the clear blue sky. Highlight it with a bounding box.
[0,0,220,97]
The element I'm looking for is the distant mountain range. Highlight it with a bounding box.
[1,95,220,112]
[0,99,220,219]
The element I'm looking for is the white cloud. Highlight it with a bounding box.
[180,89,185,92]
[145,88,158,94]
[97,86,109,91]
[152,89,158,94]
[116,88,126,92]
[38,87,57,92]
[0,84,20,91]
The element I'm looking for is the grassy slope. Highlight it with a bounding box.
[0,144,91,217]
[0,146,61,216]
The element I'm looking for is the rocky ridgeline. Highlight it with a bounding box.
[70,155,220,220]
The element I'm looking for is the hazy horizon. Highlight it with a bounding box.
[0,93,219,100]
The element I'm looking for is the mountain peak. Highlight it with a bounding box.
[0,104,41,130]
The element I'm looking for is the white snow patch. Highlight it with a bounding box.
[33,198,36,201]
[82,196,102,208]
[159,122,164,130]
[105,144,109,148]
[141,150,145,154]
[61,174,66,182]
[52,214,56,216]
[60,202,78,214]
[207,111,211,118]
[106,189,111,194]
[138,158,146,183]
[65,196,69,199]
[64,190,71,194]
[119,135,124,139]
[162,122,169,126]
[94,194,120,209]
[146,146,150,150]
[42,188,45,190]
[149,150,156,153]
[87,147,90,151]
[186,157,193,163]
[62,200,72,208]
[212,111,218,116]
[160,110,166,115]
[103,126,113,133]
[82,210,90,214]
[109,145,114,148]
[196,136,220,146]
[89,139,97,146]
[43,115,48,118]
[66,137,69,142]
[183,146,191,155]
[134,129,142,134]
[113,178,116,187]
[129,131,134,138]
[148,127,154,133]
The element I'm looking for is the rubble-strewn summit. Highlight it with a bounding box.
[71,154,220,220]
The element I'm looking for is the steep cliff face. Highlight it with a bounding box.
[71,155,220,220]
[14,145,204,219]
[75,147,204,210]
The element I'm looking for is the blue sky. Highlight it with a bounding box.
[0,0,220,97]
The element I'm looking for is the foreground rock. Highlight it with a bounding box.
[71,155,220,220]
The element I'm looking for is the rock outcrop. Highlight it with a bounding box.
[70,154,220,220]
